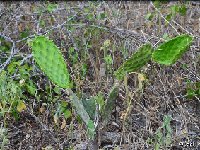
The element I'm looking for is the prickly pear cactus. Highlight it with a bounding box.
[152,34,193,65]
[114,44,153,80]
[30,36,70,88]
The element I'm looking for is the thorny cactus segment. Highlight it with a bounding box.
[30,36,70,88]
[114,44,153,80]
[87,120,95,140]
[68,90,96,140]
[69,91,90,125]
[82,96,96,121]
[102,84,119,125]
[152,34,193,65]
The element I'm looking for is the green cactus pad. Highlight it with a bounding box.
[82,96,96,120]
[152,34,193,65]
[102,85,119,124]
[114,44,153,80]
[30,36,70,88]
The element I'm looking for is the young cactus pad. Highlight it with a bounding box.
[102,84,119,125]
[152,34,193,65]
[30,36,70,88]
[114,44,153,80]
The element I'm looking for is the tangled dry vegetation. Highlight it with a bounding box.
[0,1,199,150]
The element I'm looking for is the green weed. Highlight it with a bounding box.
[147,115,172,150]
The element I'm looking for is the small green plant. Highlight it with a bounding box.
[68,47,78,65]
[0,124,9,150]
[47,3,58,13]
[81,63,88,79]
[186,81,200,99]
[0,37,12,52]
[0,57,39,119]
[54,100,72,123]
[148,1,187,21]
[162,33,171,41]
[101,39,113,74]
[147,115,172,150]
[0,70,25,120]
[166,4,187,21]
[7,60,37,97]
[20,28,30,39]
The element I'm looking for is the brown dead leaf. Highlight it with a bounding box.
[39,106,45,113]
[61,118,66,129]
[54,115,59,125]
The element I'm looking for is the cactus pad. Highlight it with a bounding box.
[30,36,70,88]
[102,85,119,124]
[152,34,193,65]
[82,96,96,121]
[114,44,153,80]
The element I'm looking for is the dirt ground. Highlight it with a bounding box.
[0,1,199,150]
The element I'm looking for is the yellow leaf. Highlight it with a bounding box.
[103,39,111,47]
[0,103,2,109]
[138,73,146,82]
[61,118,66,129]
[17,100,26,112]
[138,73,146,90]
[39,107,45,113]
[54,114,59,125]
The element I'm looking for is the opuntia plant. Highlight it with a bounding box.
[28,34,193,143]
